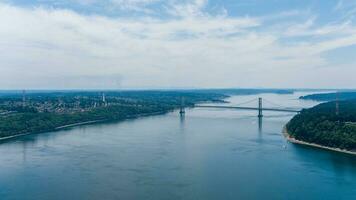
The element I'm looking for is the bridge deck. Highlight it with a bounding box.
[195,105,301,113]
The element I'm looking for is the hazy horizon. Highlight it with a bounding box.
[0,86,354,92]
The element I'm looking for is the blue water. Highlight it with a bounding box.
[0,92,355,200]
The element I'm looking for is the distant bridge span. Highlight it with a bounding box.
[194,105,301,113]
[180,97,302,117]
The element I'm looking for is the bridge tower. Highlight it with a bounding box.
[180,97,185,115]
[258,97,263,117]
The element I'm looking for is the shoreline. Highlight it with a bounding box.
[0,110,169,143]
[55,120,106,130]
[283,126,356,156]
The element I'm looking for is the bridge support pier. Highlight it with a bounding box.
[258,97,263,117]
[180,97,185,115]
[258,115,263,134]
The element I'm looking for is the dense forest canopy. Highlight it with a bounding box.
[287,100,356,151]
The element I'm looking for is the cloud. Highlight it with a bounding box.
[333,0,356,20]
[108,0,161,13]
[1,1,356,89]
[168,0,208,18]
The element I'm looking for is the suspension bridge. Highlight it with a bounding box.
[180,97,303,117]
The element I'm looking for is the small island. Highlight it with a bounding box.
[285,99,356,155]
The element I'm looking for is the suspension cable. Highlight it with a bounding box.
[263,99,288,109]
[234,98,258,106]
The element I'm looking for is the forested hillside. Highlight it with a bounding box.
[300,92,356,101]
[0,91,226,138]
[286,100,356,151]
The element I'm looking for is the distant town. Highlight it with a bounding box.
[0,91,110,114]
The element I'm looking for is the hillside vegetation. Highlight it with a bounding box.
[300,92,356,101]
[0,91,226,138]
[287,100,356,151]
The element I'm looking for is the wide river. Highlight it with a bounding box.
[1,92,356,200]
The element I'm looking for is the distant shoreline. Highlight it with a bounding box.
[0,111,168,143]
[283,126,356,156]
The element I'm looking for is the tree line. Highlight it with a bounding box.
[287,100,356,151]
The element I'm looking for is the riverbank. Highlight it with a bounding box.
[55,120,106,130]
[283,126,356,156]
[53,111,168,131]
[0,133,32,142]
[0,110,169,143]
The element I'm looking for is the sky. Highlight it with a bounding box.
[0,0,356,89]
